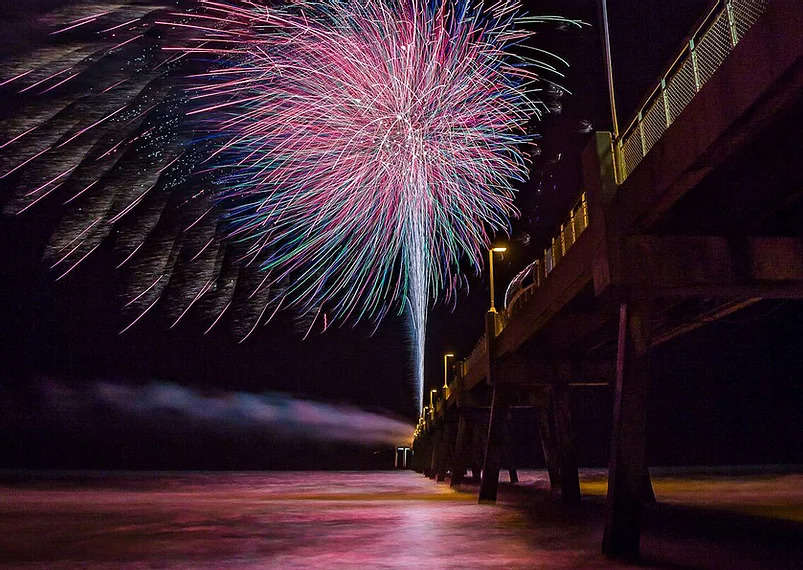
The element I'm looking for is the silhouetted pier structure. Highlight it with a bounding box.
[412,0,801,558]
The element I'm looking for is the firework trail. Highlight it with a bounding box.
[0,1,576,410]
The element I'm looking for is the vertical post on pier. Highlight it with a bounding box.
[479,383,509,502]
[537,406,561,492]
[598,0,620,139]
[690,39,701,91]
[422,431,433,477]
[603,295,653,558]
[637,112,646,158]
[503,410,519,483]
[661,79,671,127]
[553,363,581,504]
[642,467,656,504]
[725,0,739,47]
[450,412,469,487]
[470,422,484,481]
[436,421,455,482]
[428,426,441,480]
[479,310,507,503]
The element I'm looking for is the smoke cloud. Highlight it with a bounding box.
[9,378,414,448]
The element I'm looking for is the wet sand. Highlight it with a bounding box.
[0,469,800,569]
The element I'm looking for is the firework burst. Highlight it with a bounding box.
[0,0,577,409]
[181,0,575,406]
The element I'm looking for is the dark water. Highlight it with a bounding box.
[0,469,801,569]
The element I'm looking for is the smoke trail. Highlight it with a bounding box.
[21,378,414,447]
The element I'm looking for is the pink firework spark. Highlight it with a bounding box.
[0,0,577,409]
[175,0,577,405]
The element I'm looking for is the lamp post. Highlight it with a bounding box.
[442,352,455,390]
[488,246,507,312]
[598,0,619,138]
[429,388,437,419]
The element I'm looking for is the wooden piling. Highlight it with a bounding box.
[428,427,441,480]
[602,296,653,558]
[436,422,455,482]
[553,366,581,504]
[503,410,518,483]
[537,406,562,492]
[478,384,509,502]
[450,412,469,487]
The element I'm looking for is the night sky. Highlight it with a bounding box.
[1,0,800,470]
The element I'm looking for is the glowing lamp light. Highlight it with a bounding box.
[488,245,508,312]
[443,353,455,390]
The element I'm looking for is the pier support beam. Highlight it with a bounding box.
[450,412,469,487]
[553,367,581,504]
[479,309,507,502]
[603,296,653,559]
[470,421,484,481]
[537,407,562,491]
[436,421,455,482]
[422,431,433,477]
[478,384,509,502]
[503,410,518,483]
[642,468,657,505]
[428,426,442,480]
[419,444,428,474]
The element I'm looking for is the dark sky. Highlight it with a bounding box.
[1,0,800,469]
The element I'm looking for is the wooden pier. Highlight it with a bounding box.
[412,0,803,558]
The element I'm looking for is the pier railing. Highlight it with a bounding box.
[446,0,770,406]
[502,192,589,320]
[615,0,769,182]
[451,192,589,394]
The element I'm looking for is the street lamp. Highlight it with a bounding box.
[429,388,438,419]
[488,245,507,312]
[442,353,455,389]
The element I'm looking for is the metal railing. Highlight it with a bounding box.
[502,192,589,319]
[615,0,769,183]
[452,192,590,387]
[462,330,487,381]
[444,0,771,407]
